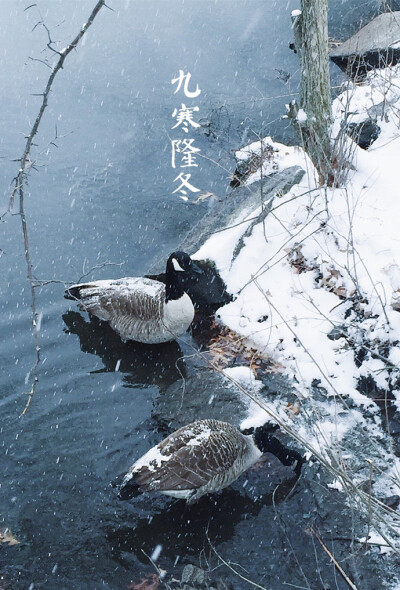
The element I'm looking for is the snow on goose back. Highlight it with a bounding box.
[118,419,304,503]
[65,251,201,344]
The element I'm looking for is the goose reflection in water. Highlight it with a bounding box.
[108,457,302,566]
[62,310,185,390]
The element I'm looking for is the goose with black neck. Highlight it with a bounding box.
[65,251,202,344]
[118,419,304,503]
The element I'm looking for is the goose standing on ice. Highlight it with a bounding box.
[65,251,202,344]
[118,419,303,503]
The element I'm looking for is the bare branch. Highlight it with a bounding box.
[309,528,360,590]
[77,261,123,284]
[2,0,106,222]
[206,531,268,590]
[27,56,52,69]
[30,261,124,288]
[3,0,107,415]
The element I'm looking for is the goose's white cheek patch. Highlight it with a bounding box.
[172,258,185,272]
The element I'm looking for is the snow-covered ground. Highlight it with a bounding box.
[196,64,400,551]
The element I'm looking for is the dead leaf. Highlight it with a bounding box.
[333,286,347,298]
[287,244,317,274]
[285,402,301,419]
[128,574,159,590]
[0,529,20,546]
[319,265,350,299]
[205,319,281,373]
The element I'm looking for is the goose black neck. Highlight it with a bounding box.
[165,259,185,302]
[253,431,303,476]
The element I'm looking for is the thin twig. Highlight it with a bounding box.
[7,0,107,415]
[309,528,360,590]
[238,210,326,294]
[77,261,124,283]
[271,486,312,590]
[206,531,268,590]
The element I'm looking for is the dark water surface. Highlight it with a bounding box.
[0,1,384,588]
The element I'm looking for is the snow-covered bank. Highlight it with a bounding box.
[196,64,400,549]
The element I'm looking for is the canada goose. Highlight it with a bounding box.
[119,419,303,504]
[65,251,202,344]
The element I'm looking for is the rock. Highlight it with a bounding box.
[330,12,400,77]
[345,119,381,149]
[147,166,304,311]
[181,564,209,587]
[178,166,305,255]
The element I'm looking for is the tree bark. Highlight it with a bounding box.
[290,0,334,185]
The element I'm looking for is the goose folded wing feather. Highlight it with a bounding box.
[135,428,246,492]
[90,279,164,323]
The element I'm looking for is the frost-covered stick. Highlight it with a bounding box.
[310,528,360,590]
[290,1,335,185]
[76,260,122,284]
[331,83,358,184]
[343,187,360,294]
[269,187,322,215]
[18,180,40,418]
[354,252,391,327]
[308,527,331,589]
[13,0,107,416]
[205,532,268,590]
[365,460,374,549]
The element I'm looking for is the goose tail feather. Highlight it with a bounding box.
[118,474,142,500]
[65,284,87,301]
[64,283,111,320]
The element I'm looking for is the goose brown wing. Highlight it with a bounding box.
[100,280,164,323]
[75,278,165,323]
[135,422,247,492]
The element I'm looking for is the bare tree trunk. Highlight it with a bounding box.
[290,0,334,185]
